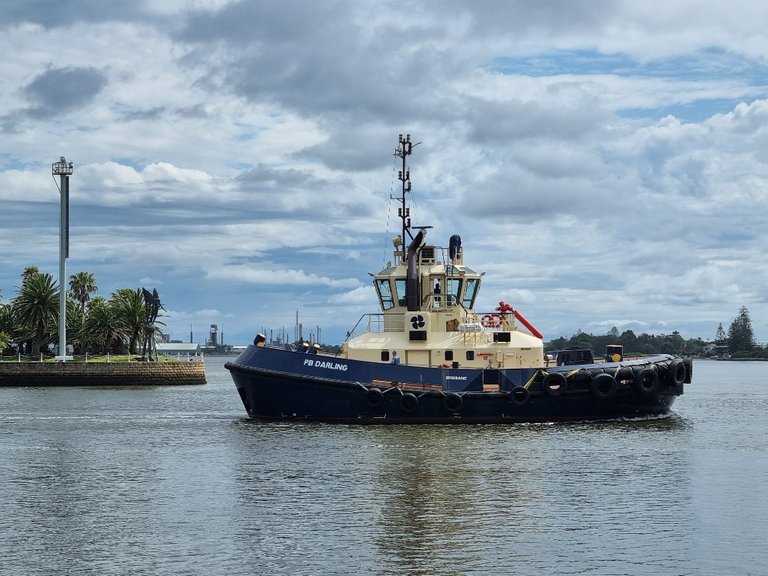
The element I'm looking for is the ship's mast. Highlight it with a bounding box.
[395,134,413,246]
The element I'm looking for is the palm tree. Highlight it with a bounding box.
[82,299,124,354]
[69,272,98,353]
[13,272,59,354]
[0,302,18,354]
[0,301,12,330]
[69,271,98,326]
[111,288,147,354]
[21,266,40,285]
[0,331,9,354]
[0,299,10,355]
[65,298,84,354]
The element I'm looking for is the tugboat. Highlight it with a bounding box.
[226,135,690,423]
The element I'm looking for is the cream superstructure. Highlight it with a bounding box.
[342,134,544,369]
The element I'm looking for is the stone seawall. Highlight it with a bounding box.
[0,361,206,387]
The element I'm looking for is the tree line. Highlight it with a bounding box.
[0,267,160,357]
[545,306,762,359]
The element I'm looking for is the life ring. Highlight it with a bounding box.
[510,386,530,406]
[443,392,463,412]
[668,358,686,386]
[542,372,567,396]
[633,367,659,395]
[400,393,419,412]
[481,314,501,328]
[591,373,617,399]
[366,387,384,408]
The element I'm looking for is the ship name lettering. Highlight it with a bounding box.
[445,376,467,380]
[303,359,348,371]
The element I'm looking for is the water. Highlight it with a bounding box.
[1,358,767,575]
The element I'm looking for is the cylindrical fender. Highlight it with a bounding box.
[366,387,384,408]
[400,392,419,412]
[571,369,594,385]
[615,366,634,384]
[591,373,617,399]
[668,358,686,386]
[443,392,463,412]
[633,367,659,395]
[510,386,530,406]
[542,372,568,396]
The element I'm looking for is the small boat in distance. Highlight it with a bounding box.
[226,135,690,423]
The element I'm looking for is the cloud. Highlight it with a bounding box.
[21,66,107,118]
[206,264,362,290]
[3,0,768,345]
[0,0,148,28]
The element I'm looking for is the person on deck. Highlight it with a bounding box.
[391,351,400,365]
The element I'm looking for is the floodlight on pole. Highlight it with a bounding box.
[52,156,74,361]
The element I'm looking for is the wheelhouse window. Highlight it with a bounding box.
[447,278,462,306]
[375,279,395,310]
[394,278,407,307]
[463,278,479,308]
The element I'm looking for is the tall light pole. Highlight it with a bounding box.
[52,157,73,361]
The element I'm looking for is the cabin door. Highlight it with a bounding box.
[406,350,431,367]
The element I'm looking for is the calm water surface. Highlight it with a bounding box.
[1,358,767,575]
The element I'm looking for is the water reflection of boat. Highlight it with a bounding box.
[226,135,690,423]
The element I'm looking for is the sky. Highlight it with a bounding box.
[2,0,768,346]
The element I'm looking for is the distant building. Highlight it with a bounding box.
[156,342,202,358]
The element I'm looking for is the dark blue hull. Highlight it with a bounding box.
[225,346,688,424]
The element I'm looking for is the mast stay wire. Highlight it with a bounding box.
[383,149,397,267]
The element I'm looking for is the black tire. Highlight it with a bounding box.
[366,387,384,408]
[400,393,418,412]
[591,373,617,399]
[615,366,634,384]
[510,386,530,406]
[668,358,686,386]
[633,367,659,395]
[572,369,594,385]
[542,372,568,396]
[443,392,463,412]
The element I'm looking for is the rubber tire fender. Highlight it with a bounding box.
[510,386,530,406]
[591,372,617,399]
[542,372,568,396]
[366,387,384,408]
[572,369,594,385]
[615,366,634,384]
[400,392,419,412]
[668,358,686,386]
[633,367,659,395]
[443,392,463,412]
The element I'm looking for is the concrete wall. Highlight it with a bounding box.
[0,361,206,386]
